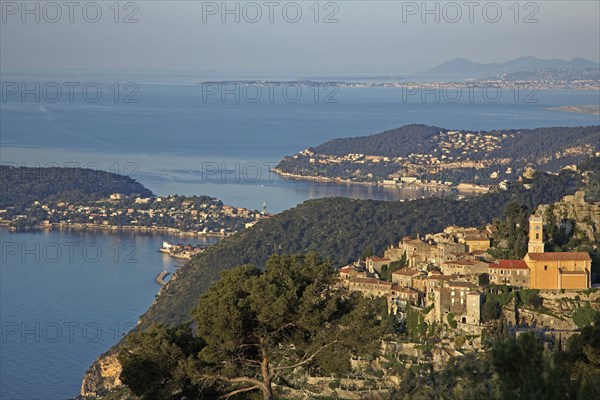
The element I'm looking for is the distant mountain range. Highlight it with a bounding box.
[421,56,600,79]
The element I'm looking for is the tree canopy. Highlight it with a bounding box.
[120,253,392,399]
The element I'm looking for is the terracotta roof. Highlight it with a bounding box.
[496,260,529,270]
[368,256,390,262]
[526,252,591,261]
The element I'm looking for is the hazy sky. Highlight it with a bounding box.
[1,1,599,75]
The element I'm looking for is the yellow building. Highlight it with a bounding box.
[524,215,591,290]
[528,215,545,254]
[459,232,491,253]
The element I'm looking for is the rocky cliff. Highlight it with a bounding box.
[80,350,122,398]
[537,190,600,246]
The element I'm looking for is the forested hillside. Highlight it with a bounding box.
[309,124,442,157]
[0,166,153,209]
[139,169,584,328]
[307,125,599,161]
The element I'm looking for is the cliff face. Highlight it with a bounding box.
[537,190,600,246]
[80,350,122,397]
[519,290,600,331]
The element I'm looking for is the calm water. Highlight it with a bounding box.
[0,229,219,399]
[2,80,599,212]
[1,77,599,398]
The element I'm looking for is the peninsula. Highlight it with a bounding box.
[0,166,267,236]
[274,124,600,189]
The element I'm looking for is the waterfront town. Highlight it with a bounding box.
[276,129,513,191]
[160,240,205,260]
[275,128,599,190]
[0,192,267,236]
[339,191,597,333]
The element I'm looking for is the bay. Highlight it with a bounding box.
[0,229,218,399]
[1,78,599,398]
[2,82,598,212]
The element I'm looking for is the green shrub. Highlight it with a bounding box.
[482,299,502,322]
[447,313,458,329]
[572,304,599,328]
[454,336,466,348]
[519,289,543,309]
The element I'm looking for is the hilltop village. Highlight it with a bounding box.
[340,191,597,333]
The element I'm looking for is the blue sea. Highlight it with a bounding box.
[2,75,599,213]
[1,73,599,399]
[0,229,219,399]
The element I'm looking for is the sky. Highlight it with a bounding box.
[1,1,599,76]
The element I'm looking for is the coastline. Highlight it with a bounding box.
[5,222,232,238]
[548,105,600,115]
[272,168,376,186]
[272,168,463,192]
[156,270,171,285]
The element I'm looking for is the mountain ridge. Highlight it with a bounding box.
[422,56,600,78]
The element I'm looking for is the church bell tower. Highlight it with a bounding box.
[528,215,544,254]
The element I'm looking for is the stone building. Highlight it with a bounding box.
[366,256,391,274]
[391,268,424,288]
[489,260,530,287]
[346,277,393,297]
[386,232,480,270]
[339,263,368,281]
[441,259,490,276]
[461,234,491,253]
[434,281,483,325]
[399,237,436,267]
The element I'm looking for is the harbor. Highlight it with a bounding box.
[156,270,171,286]
[160,241,207,260]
